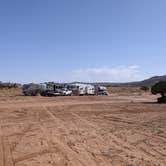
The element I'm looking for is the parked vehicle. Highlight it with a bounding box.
[86,85,95,95]
[97,90,108,95]
[40,84,73,96]
[71,83,96,95]
[96,86,109,95]
[78,86,86,95]
[23,82,108,97]
[61,88,72,96]
[46,90,61,97]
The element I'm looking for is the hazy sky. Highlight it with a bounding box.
[0,0,166,83]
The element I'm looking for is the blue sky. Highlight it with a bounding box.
[0,0,166,83]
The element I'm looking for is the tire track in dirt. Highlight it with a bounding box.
[14,106,96,166]
[0,122,14,166]
[63,110,166,165]
[47,106,113,164]
[100,121,166,165]
[0,99,142,110]
[2,138,14,166]
[14,149,53,164]
[73,113,138,152]
[48,107,130,165]
[0,124,4,166]
[41,106,99,166]
[10,124,33,153]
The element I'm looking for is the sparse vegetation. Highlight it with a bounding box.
[0,82,20,89]
[140,86,149,92]
[108,87,143,95]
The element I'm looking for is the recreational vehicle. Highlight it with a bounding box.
[71,83,95,95]
[86,84,95,95]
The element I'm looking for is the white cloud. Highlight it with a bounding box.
[72,65,144,82]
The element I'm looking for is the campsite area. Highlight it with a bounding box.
[0,87,166,166]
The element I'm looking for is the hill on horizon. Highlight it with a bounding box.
[94,75,166,87]
[0,75,166,88]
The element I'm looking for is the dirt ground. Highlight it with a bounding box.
[0,88,166,166]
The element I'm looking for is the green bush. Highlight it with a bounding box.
[22,83,40,96]
[151,81,166,103]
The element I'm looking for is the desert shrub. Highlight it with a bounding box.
[140,86,149,91]
[0,82,20,89]
[22,83,40,96]
[151,81,166,103]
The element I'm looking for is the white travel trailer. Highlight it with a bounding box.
[71,83,95,95]
[86,84,95,95]
[73,83,86,95]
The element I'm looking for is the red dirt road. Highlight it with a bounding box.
[0,94,166,166]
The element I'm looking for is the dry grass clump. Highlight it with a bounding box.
[108,87,149,96]
[0,88,22,97]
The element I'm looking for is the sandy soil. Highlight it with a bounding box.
[0,90,166,166]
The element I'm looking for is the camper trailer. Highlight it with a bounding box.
[71,83,86,95]
[71,83,95,95]
[86,84,95,95]
[23,82,108,97]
